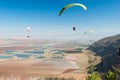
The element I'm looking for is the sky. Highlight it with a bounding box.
[0,0,119,39]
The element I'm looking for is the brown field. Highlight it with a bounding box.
[0,58,86,80]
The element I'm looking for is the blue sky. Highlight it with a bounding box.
[0,0,119,39]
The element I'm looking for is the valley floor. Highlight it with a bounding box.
[0,50,101,80]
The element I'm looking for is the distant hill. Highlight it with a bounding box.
[88,34,120,72]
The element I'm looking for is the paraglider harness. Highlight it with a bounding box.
[73,27,76,31]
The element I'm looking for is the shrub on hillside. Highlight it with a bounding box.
[105,70,116,80]
[86,72,101,80]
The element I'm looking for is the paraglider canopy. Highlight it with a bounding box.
[27,27,31,32]
[83,30,97,35]
[59,3,87,16]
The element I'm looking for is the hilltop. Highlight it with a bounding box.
[88,34,120,72]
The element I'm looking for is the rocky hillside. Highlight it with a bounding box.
[87,34,120,72]
[88,34,120,57]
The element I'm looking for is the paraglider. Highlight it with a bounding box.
[73,27,76,31]
[83,30,97,45]
[58,3,87,31]
[59,3,87,16]
[27,26,31,38]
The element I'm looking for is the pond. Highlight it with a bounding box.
[0,55,13,59]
